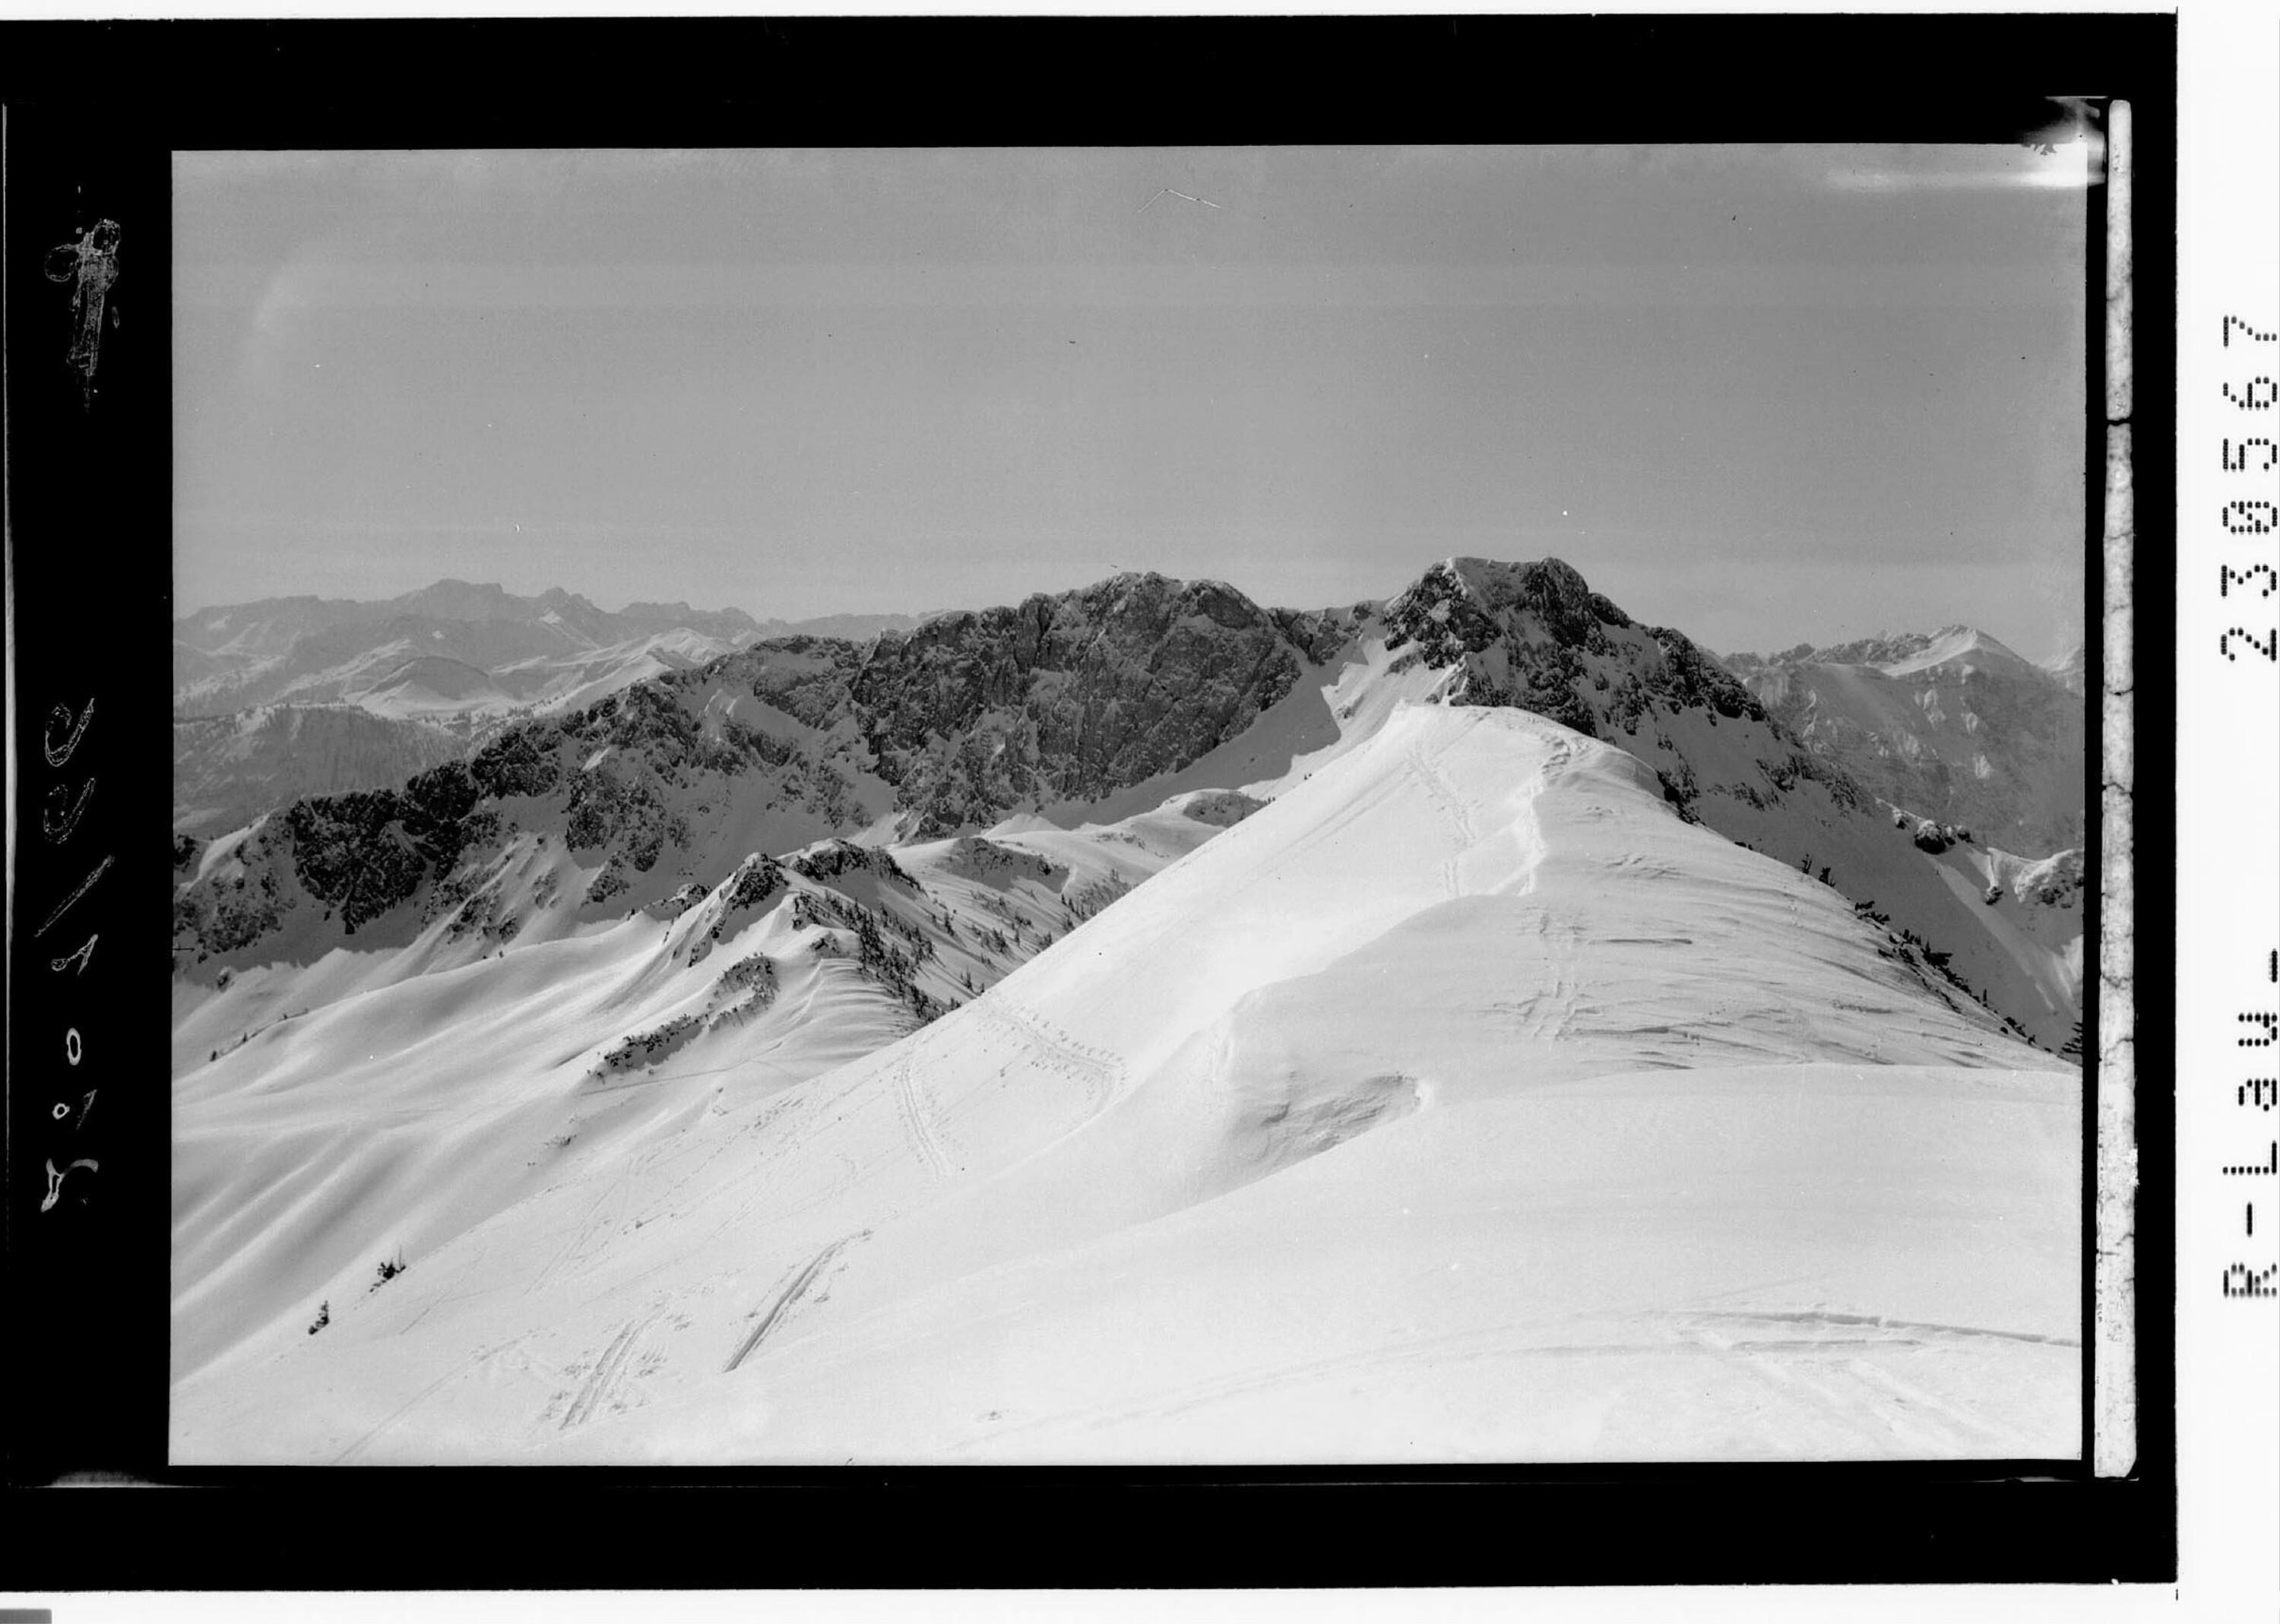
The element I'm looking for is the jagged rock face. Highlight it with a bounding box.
[839,574,1360,834]
[855,576,1280,813]
[173,828,296,958]
[1170,789,1268,828]
[1381,556,1817,817]
[730,635,868,730]
[2014,848,2083,909]
[1721,629,2085,854]
[170,677,874,972]
[1386,556,1626,656]
[788,838,921,891]
[172,573,1370,973]
[280,762,491,931]
[941,834,1068,888]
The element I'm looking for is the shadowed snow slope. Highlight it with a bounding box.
[172,705,2077,1464]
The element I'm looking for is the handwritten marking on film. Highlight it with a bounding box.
[43,221,122,410]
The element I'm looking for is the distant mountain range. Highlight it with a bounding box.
[176,581,926,718]
[1718,626,2087,856]
[172,581,926,833]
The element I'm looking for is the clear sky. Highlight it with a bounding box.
[176,144,2090,660]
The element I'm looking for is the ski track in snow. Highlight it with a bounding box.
[1677,1319,1909,1453]
[723,1230,869,1372]
[331,1332,527,1464]
[527,1141,660,1296]
[1838,1356,2027,1454]
[1686,1306,2078,1350]
[397,1240,490,1334]
[703,1114,864,1242]
[970,994,1125,1114]
[889,1049,957,1177]
[1487,907,1579,1043]
[1670,1309,2073,1455]
[1402,731,1477,898]
[557,1299,673,1429]
[970,1303,2063,1459]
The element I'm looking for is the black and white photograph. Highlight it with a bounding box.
[9,9,2228,1610]
[163,136,2098,1467]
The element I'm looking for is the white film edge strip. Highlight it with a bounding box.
[2179,8,2280,1607]
[2095,96,2135,1480]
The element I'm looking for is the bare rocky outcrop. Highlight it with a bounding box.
[836,573,1362,834]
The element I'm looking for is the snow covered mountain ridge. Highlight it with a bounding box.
[173,555,2083,1049]
[173,702,2078,1464]
[172,555,2089,1463]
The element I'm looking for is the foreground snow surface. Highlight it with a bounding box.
[173,706,2079,1464]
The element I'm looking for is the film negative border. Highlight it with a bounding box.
[2,11,2178,1591]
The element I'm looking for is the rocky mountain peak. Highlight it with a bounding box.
[536,586,603,616]
[831,569,1351,831]
[1386,556,1637,664]
[1448,555,1598,625]
[1059,571,1275,635]
[391,579,518,622]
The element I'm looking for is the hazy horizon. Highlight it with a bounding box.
[176,144,2093,662]
[172,552,2087,664]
